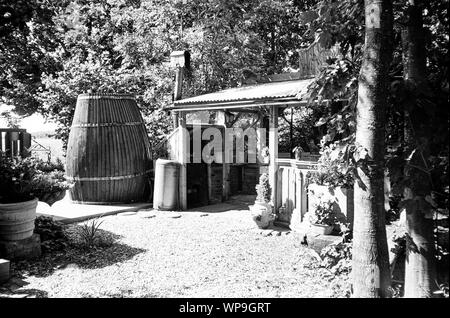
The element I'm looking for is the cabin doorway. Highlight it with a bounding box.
[186,163,209,209]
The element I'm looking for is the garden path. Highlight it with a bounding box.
[2,195,351,298]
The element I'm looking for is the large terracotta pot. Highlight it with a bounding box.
[250,201,274,229]
[0,198,38,241]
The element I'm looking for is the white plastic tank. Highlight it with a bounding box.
[153,159,180,210]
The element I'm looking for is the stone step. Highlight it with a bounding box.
[0,259,10,284]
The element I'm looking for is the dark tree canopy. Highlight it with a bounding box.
[0,0,67,115]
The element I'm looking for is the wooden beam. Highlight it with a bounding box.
[207,164,212,204]
[169,98,309,111]
[269,105,279,211]
[222,163,230,201]
[222,122,231,201]
[178,113,188,210]
[20,132,32,157]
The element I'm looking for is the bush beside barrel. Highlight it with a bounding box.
[66,94,152,204]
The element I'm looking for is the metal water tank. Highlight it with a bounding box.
[153,159,180,210]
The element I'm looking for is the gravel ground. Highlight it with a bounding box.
[3,207,350,298]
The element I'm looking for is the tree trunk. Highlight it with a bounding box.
[401,0,437,298]
[352,0,393,298]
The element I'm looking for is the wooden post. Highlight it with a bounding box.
[289,107,293,158]
[172,67,183,129]
[222,163,230,201]
[173,61,183,101]
[172,112,179,129]
[207,164,212,203]
[256,113,264,162]
[178,112,188,210]
[300,171,308,219]
[258,114,269,175]
[269,106,279,211]
[170,51,187,209]
[222,116,231,202]
[20,132,32,157]
[4,132,15,157]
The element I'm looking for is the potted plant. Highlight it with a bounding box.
[250,173,275,229]
[305,142,355,229]
[306,194,337,235]
[0,154,72,241]
[31,159,70,206]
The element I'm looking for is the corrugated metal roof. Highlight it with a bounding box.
[173,78,314,106]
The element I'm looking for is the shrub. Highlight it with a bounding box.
[0,153,71,204]
[308,194,337,226]
[319,219,353,274]
[34,216,68,253]
[320,242,353,274]
[305,142,354,189]
[390,232,406,257]
[77,218,105,248]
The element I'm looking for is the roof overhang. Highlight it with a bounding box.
[165,77,315,112]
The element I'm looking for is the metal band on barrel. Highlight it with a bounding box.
[77,95,135,100]
[66,169,152,181]
[71,122,145,128]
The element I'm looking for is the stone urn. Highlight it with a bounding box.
[250,201,274,229]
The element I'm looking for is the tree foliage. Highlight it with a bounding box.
[302,0,448,297]
[303,0,448,211]
[1,0,314,151]
[0,0,66,115]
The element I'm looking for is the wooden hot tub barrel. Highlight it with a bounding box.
[66,94,152,204]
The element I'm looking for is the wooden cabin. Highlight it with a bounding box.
[161,41,340,226]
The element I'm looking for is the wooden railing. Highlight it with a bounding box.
[0,128,32,158]
[29,137,52,162]
[275,157,319,227]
